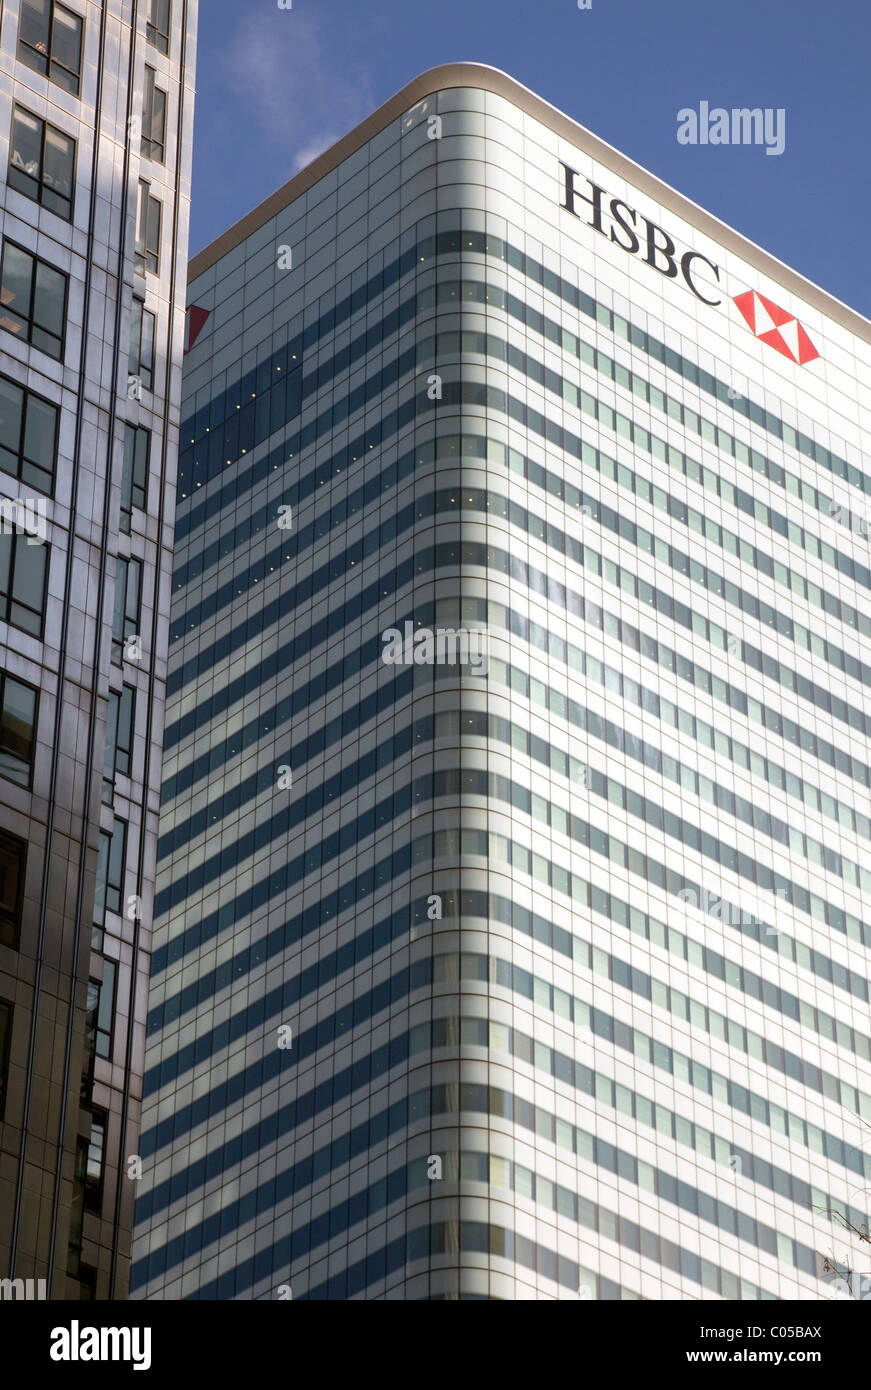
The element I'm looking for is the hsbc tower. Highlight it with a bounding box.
[132,65,871,1300]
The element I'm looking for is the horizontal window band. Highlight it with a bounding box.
[136,1014,857,1288]
[179,218,868,536]
[162,578,871,844]
[160,670,868,901]
[175,298,867,618]
[138,1022,858,1293]
[134,1115,814,1296]
[166,463,871,742]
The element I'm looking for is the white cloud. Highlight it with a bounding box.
[290,131,347,173]
[221,12,375,176]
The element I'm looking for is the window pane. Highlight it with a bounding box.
[129,299,142,373]
[140,308,155,384]
[12,537,47,622]
[20,0,50,45]
[133,427,148,501]
[0,676,36,780]
[0,836,23,922]
[0,380,24,476]
[112,559,129,655]
[117,686,133,773]
[150,87,166,160]
[43,125,75,216]
[85,1114,105,1197]
[13,535,46,597]
[135,182,148,273]
[142,67,155,146]
[103,690,119,783]
[148,0,171,40]
[93,833,109,924]
[23,394,56,487]
[126,558,141,622]
[106,823,125,911]
[9,108,43,199]
[98,960,115,1036]
[0,533,11,596]
[33,262,66,337]
[0,1001,10,1115]
[0,246,34,338]
[52,5,83,75]
[120,428,135,520]
[146,196,160,270]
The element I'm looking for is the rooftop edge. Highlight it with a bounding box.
[187,61,871,347]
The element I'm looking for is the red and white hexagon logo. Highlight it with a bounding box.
[732,290,819,365]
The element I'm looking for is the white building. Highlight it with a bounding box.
[133,64,871,1301]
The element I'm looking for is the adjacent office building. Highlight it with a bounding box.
[0,0,198,1298]
[132,65,871,1299]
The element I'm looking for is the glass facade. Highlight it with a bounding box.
[0,1,198,1298]
[133,68,871,1299]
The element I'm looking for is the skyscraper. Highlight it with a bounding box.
[0,0,198,1299]
[133,64,871,1300]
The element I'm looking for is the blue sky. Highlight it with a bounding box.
[190,0,870,318]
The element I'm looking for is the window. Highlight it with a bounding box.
[0,374,57,493]
[0,242,67,360]
[120,425,148,532]
[0,529,48,637]
[102,685,134,801]
[84,1110,106,1209]
[141,66,166,162]
[111,556,141,664]
[129,299,155,392]
[0,1000,11,1119]
[18,0,83,94]
[9,105,75,221]
[0,673,37,787]
[146,0,170,53]
[93,818,126,940]
[135,180,161,276]
[85,959,116,1059]
[71,1107,105,1223]
[0,833,26,950]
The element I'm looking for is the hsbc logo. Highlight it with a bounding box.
[559,161,821,364]
[733,290,819,364]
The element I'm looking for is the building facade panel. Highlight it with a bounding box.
[0,0,197,1298]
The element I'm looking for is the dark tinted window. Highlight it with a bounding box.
[0,374,57,493]
[18,0,83,95]
[9,105,75,220]
[0,833,26,949]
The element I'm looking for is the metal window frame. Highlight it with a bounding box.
[8,102,76,222]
